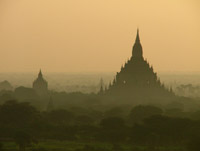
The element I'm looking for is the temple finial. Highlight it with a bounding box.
[38,69,42,78]
[132,28,143,58]
[136,28,140,43]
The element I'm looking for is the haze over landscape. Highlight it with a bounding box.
[1,1,200,151]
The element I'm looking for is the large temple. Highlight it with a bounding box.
[103,30,174,103]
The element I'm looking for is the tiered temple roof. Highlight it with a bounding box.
[103,30,174,102]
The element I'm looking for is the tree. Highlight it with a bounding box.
[0,100,39,143]
[0,142,3,151]
[45,109,74,125]
[187,136,200,151]
[100,117,125,130]
[98,117,127,143]
[14,130,36,151]
[104,106,128,118]
[129,105,163,124]
[0,100,38,128]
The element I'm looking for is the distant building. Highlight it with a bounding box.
[98,78,104,95]
[0,80,13,91]
[33,70,48,96]
[103,29,174,102]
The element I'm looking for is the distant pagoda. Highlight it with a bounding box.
[33,69,48,96]
[104,30,174,103]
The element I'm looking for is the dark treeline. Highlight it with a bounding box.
[1,100,200,151]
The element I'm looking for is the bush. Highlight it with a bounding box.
[187,137,200,151]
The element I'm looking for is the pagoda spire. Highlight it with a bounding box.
[38,69,43,78]
[135,28,140,43]
[132,29,143,58]
[33,69,48,95]
[99,78,104,94]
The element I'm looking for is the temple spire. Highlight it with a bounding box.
[38,69,43,78]
[132,29,143,58]
[33,69,48,96]
[135,28,140,43]
[99,78,104,95]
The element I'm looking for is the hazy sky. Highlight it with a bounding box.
[0,0,200,73]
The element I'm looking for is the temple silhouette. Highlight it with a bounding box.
[103,29,174,103]
[33,69,48,96]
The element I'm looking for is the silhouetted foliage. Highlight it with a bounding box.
[14,130,35,151]
[44,109,74,125]
[98,117,127,143]
[0,98,200,150]
[187,136,200,151]
[0,142,3,151]
[129,105,163,123]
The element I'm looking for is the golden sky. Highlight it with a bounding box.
[0,0,199,73]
